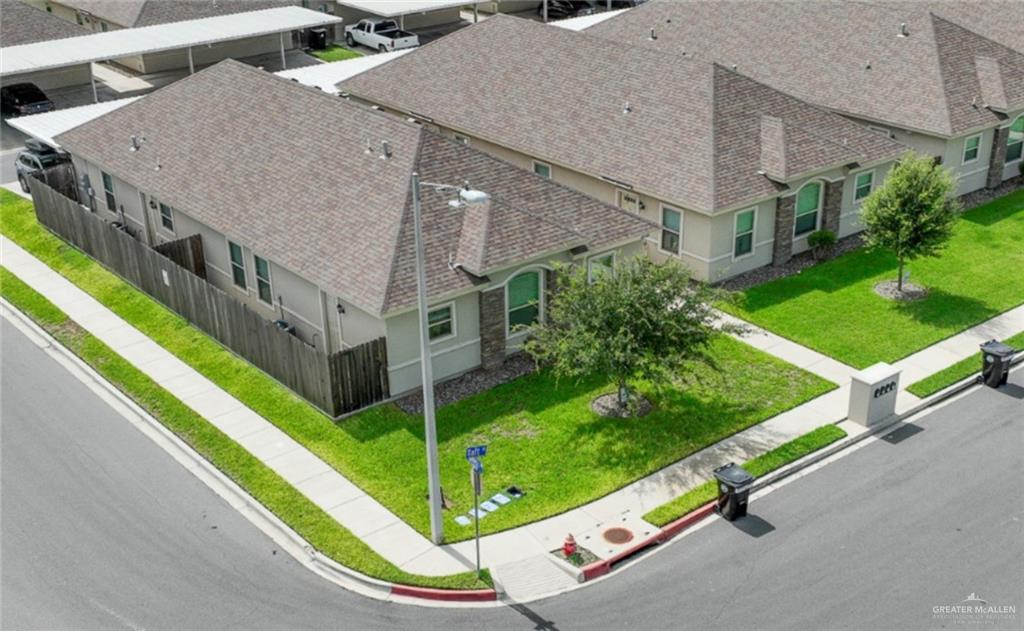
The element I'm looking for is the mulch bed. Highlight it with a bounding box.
[874,279,929,302]
[395,353,536,415]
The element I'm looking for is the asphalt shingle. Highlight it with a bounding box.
[1,0,90,46]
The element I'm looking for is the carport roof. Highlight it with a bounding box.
[276,49,413,93]
[6,97,142,149]
[333,0,472,18]
[0,6,343,77]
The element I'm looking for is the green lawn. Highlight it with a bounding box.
[906,332,1024,398]
[311,45,362,62]
[726,190,1024,369]
[0,268,488,589]
[1,190,832,541]
[644,424,847,527]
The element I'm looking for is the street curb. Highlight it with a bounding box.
[578,502,717,582]
[0,299,498,607]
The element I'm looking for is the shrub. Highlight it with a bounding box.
[807,229,837,260]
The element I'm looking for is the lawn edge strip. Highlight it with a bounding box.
[906,331,1024,397]
[0,267,491,593]
[642,424,848,527]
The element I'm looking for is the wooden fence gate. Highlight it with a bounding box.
[29,179,389,417]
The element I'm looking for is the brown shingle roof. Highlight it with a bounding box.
[1,0,90,46]
[340,15,904,213]
[56,60,650,316]
[587,0,1024,137]
[54,0,290,27]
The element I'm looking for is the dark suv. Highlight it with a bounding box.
[15,139,70,193]
[1,83,55,118]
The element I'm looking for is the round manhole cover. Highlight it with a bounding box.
[603,527,634,545]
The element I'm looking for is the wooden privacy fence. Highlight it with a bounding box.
[154,234,207,279]
[29,180,389,417]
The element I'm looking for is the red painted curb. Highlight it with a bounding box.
[658,501,717,540]
[580,501,718,582]
[389,584,498,602]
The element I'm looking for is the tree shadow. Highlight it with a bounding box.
[736,247,897,312]
[893,288,995,328]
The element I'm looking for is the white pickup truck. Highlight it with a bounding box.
[344,19,419,52]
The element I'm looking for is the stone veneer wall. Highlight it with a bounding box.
[822,180,844,234]
[479,287,505,369]
[772,195,795,265]
[987,126,1009,190]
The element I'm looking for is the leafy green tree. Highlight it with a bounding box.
[861,151,960,291]
[523,257,740,414]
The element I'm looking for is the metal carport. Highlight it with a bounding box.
[0,7,343,102]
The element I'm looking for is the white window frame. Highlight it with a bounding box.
[617,189,641,213]
[1006,116,1024,164]
[659,204,683,256]
[453,133,470,146]
[793,181,823,238]
[961,133,982,165]
[532,160,552,179]
[158,202,175,234]
[101,171,116,212]
[427,301,457,343]
[505,268,545,338]
[732,207,757,261]
[867,125,893,139]
[227,240,247,292]
[253,254,273,306]
[587,251,616,283]
[852,169,875,204]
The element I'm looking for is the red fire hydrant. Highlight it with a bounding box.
[562,534,577,558]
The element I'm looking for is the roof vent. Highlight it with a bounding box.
[898,22,909,37]
[623,101,632,114]
[381,140,392,160]
[129,134,143,152]
[649,27,657,40]
[971,96,978,107]
[365,139,373,154]
[731,64,737,71]
[865,60,872,69]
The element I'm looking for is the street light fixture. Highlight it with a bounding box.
[410,172,490,545]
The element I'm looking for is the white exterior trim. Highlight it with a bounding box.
[503,266,546,339]
[793,179,824,237]
[531,159,552,179]
[426,300,457,345]
[731,206,757,261]
[659,203,683,257]
[852,168,875,204]
[961,133,982,165]
[586,250,616,282]
[253,253,274,307]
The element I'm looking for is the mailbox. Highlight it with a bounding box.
[849,362,901,426]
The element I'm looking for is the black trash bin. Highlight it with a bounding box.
[309,28,328,50]
[980,340,1016,388]
[713,462,755,521]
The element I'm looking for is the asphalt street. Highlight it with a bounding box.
[2,316,1021,630]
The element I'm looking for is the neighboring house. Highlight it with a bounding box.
[0,0,90,46]
[24,0,299,73]
[339,16,907,280]
[55,60,652,395]
[585,0,1024,195]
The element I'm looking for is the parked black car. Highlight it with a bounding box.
[1,82,55,118]
[15,138,70,193]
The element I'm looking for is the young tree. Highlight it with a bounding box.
[523,257,741,415]
[860,151,960,292]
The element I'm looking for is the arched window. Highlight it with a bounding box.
[507,270,542,335]
[794,181,822,237]
[1007,115,1024,164]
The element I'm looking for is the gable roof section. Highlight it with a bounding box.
[340,15,903,212]
[56,60,650,316]
[1,0,90,46]
[53,0,290,27]
[587,0,1024,137]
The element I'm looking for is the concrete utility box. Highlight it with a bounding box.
[849,363,901,426]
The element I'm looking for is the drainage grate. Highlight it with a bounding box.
[603,527,634,545]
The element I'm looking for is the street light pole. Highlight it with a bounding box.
[411,171,445,545]
[409,173,490,546]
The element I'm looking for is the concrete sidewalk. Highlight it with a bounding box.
[3,181,1021,598]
